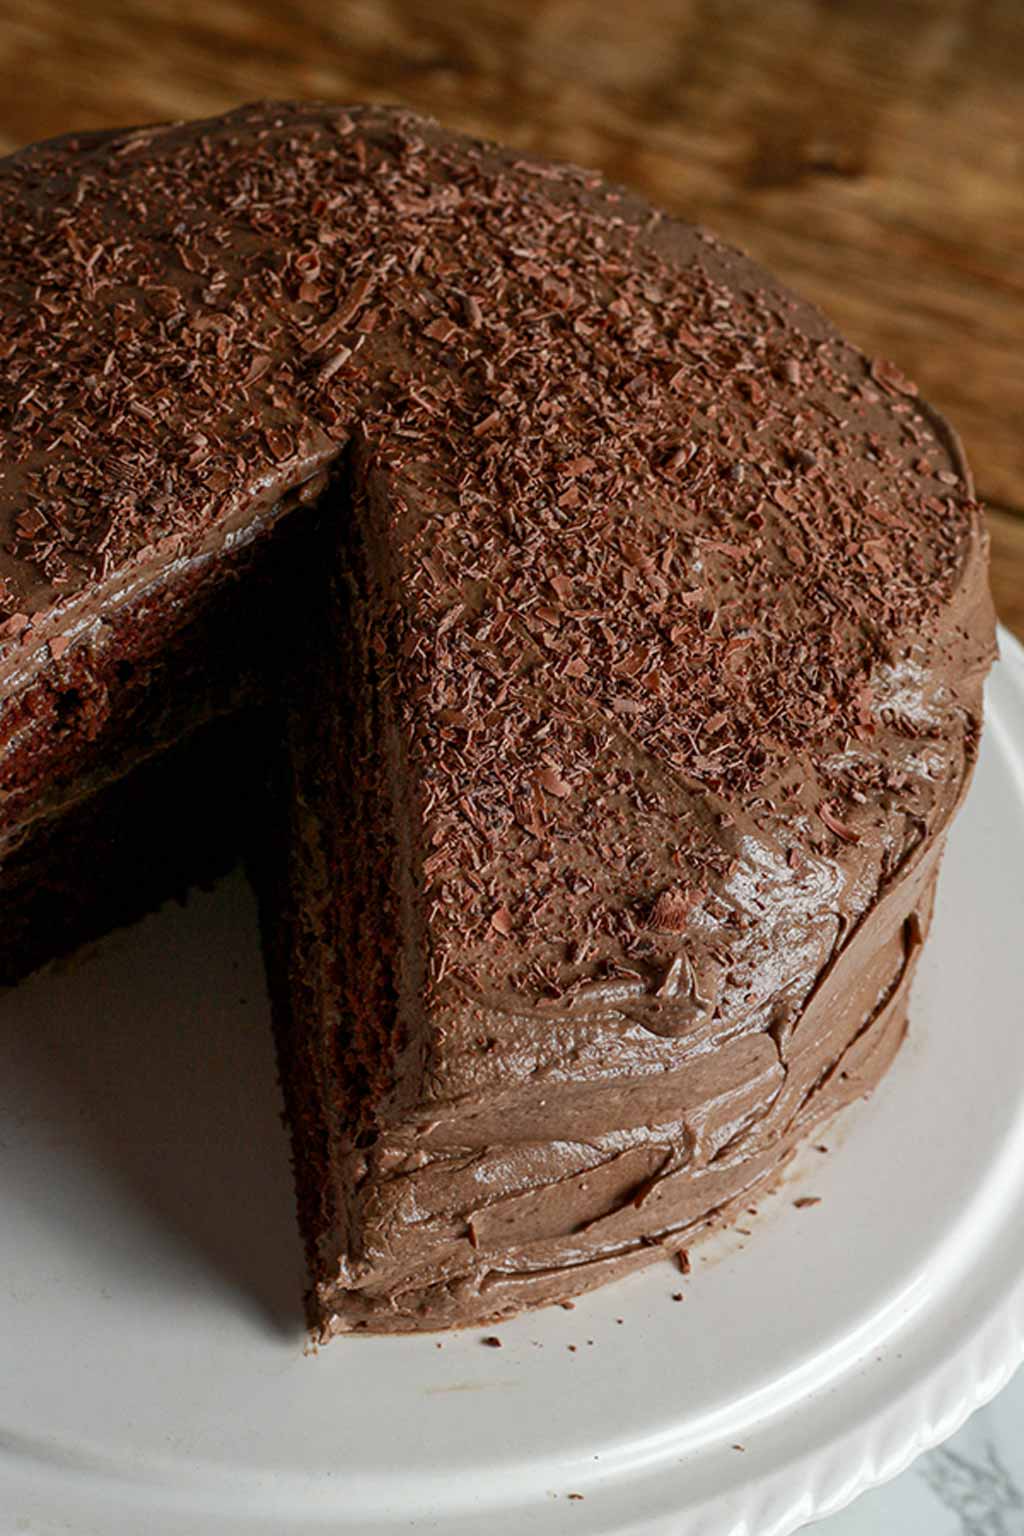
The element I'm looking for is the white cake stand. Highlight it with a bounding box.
[2,631,1023,1536]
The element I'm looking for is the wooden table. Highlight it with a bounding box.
[0,0,1020,637]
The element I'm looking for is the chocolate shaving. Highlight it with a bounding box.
[490,905,514,938]
[870,357,918,397]
[649,886,698,932]
[818,802,861,844]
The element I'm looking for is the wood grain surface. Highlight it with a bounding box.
[0,0,1019,637]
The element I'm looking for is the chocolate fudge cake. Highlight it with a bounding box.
[0,103,996,1335]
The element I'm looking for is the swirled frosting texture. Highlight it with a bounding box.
[0,103,996,1332]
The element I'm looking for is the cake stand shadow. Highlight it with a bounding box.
[0,866,307,1341]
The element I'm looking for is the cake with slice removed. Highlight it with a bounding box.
[0,103,996,1334]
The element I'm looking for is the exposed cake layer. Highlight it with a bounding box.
[0,713,261,986]
[0,472,327,859]
[265,453,425,1292]
[0,481,323,988]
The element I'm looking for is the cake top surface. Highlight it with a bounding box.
[0,101,993,1011]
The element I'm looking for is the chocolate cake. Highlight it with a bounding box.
[0,103,995,1335]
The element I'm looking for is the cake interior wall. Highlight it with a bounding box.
[0,714,273,986]
[260,465,424,1305]
[0,497,320,986]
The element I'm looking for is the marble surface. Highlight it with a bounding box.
[817,1369,1024,1534]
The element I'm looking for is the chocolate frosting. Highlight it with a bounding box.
[0,103,996,1333]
